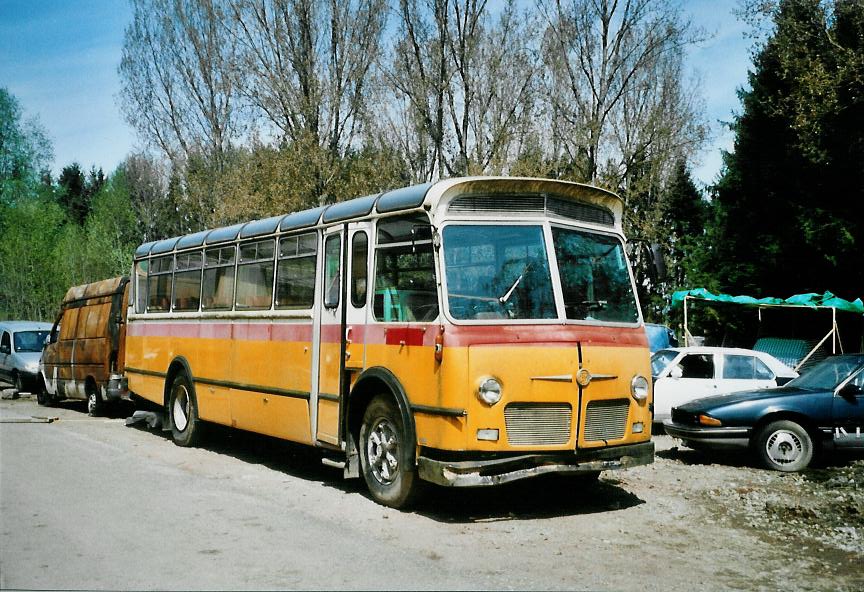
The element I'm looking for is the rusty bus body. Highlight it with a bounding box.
[39,276,130,414]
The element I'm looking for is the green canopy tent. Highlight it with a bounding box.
[670,289,864,371]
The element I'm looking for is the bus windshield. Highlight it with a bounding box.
[552,226,639,323]
[442,224,638,322]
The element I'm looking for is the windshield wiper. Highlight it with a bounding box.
[499,261,533,304]
[581,299,607,311]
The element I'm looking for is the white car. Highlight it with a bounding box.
[0,321,53,393]
[650,346,798,423]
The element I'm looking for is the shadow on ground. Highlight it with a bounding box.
[124,407,645,521]
[414,475,645,522]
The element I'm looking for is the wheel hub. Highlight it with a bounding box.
[173,385,190,432]
[367,418,399,485]
[766,430,802,465]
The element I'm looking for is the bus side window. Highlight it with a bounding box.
[174,251,203,311]
[351,231,368,308]
[134,260,148,314]
[276,233,317,309]
[202,246,236,310]
[373,215,438,322]
[323,234,341,308]
[236,240,275,310]
[147,255,173,312]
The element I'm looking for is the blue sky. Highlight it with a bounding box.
[0,0,754,187]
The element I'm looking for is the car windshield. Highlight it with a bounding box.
[13,330,49,353]
[651,350,678,377]
[787,356,864,390]
[442,224,639,322]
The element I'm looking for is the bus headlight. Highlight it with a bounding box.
[477,377,503,406]
[631,375,649,402]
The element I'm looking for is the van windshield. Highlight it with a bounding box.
[14,331,49,352]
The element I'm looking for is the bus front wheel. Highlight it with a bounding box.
[169,373,201,447]
[359,395,421,509]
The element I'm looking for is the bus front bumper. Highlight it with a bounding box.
[417,441,654,487]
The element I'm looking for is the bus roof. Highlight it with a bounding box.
[133,176,622,258]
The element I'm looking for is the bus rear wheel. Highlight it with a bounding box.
[359,395,421,509]
[169,373,201,447]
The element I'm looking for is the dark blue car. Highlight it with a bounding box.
[663,354,864,472]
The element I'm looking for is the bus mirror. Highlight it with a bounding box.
[651,243,667,282]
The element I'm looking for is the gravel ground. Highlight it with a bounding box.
[644,435,864,584]
[2,388,862,591]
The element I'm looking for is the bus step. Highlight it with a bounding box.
[321,457,346,470]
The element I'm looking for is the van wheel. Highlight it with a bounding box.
[36,375,52,406]
[359,395,421,509]
[169,373,201,447]
[86,387,104,416]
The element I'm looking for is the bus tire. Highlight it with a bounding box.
[169,373,201,447]
[359,395,421,509]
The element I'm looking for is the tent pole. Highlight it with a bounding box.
[795,329,834,372]
[684,296,689,347]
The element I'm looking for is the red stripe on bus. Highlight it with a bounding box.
[128,321,312,342]
[441,324,648,348]
[128,320,646,348]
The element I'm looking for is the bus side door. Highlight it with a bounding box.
[315,223,371,446]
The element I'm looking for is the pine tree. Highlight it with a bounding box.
[706,0,864,300]
[58,163,90,225]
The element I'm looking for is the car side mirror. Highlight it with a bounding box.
[0,344,9,355]
[669,366,683,379]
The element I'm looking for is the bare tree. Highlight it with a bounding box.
[445,0,541,174]
[380,0,450,181]
[119,0,240,168]
[226,0,386,198]
[381,0,540,181]
[537,0,704,186]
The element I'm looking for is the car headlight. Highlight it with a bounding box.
[477,377,503,406]
[631,375,649,402]
[25,361,39,372]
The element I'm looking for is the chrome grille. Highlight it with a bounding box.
[504,403,572,446]
[583,399,630,442]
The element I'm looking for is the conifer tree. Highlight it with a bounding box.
[707,0,864,300]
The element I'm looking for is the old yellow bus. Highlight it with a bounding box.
[126,177,654,507]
